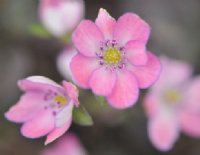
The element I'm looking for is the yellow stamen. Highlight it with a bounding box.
[103,48,121,64]
[54,95,68,108]
[164,90,181,103]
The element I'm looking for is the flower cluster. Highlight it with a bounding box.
[5,0,200,153]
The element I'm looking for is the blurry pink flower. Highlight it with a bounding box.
[57,45,77,80]
[41,133,87,155]
[39,0,84,37]
[5,76,79,145]
[144,56,200,151]
[70,8,161,109]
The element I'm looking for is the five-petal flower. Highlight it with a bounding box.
[5,76,79,145]
[144,56,200,151]
[70,8,161,109]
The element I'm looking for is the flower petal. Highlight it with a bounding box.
[63,81,79,107]
[72,20,104,57]
[45,117,72,145]
[125,40,147,65]
[143,93,160,118]
[107,70,139,109]
[95,8,116,40]
[179,109,200,138]
[21,109,55,139]
[113,13,150,46]
[180,77,200,111]
[26,76,60,87]
[55,104,73,128]
[89,67,116,96]
[148,114,179,151]
[5,92,45,123]
[128,52,161,89]
[57,46,77,80]
[39,0,84,37]
[156,56,193,88]
[70,54,99,88]
[18,76,61,92]
[44,134,87,155]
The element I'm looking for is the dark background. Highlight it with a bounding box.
[0,0,200,155]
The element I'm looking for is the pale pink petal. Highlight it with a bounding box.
[128,52,161,89]
[125,41,147,65]
[57,46,77,80]
[45,117,72,145]
[40,0,60,7]
[5,92,45,123]
[18,76,61,92]
[55,134,87,155]
[39,0,85,37]
[179,108,200,137]
[179,78,200,136]
[44,133,87,155]
[107,70,139,109]
[95,8,116,40]
[55,104,73,128]
[62,81,79,107]
[148,114,179,151]
[113,13,150,46]
[18,81,60,96]
[72,20,104,57]
[155,56,192,89]
[143,93,160,118]
[70,54,99,88]
[183,77,200,110]
[21,109,55,138]
[89,67,116,96]
[26,76,60,87]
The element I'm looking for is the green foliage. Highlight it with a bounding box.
[73,105,93,126]
[95,96,106,106]
[28,24,51,38]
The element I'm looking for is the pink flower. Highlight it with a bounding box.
[5,76,79,145]
[41,133,88,155]
[57,45,77,80]
[144,56,200,151]
[39,0,85,37]
[70,8,161,109]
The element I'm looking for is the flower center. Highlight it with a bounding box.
[103,47,122,65]
[97,40,126,71]
[164,90,181,104]
[54,95,68,108]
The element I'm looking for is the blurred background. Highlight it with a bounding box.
[0,0,200,155]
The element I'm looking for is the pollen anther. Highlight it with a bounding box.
[103,47,121,65]
[54,95,68,107]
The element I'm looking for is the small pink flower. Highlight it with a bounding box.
[41,133,88,155]
[144,56,200,151]
[70,8,161,109]
[57,45,77,80]
[5,76,79,145]
[39,0,85,37]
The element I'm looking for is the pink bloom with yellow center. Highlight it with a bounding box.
[5,76,79,145]
[39,0,85,37]
[144,56,200,151]
[70,8,161,109]
[41,133,88,155]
